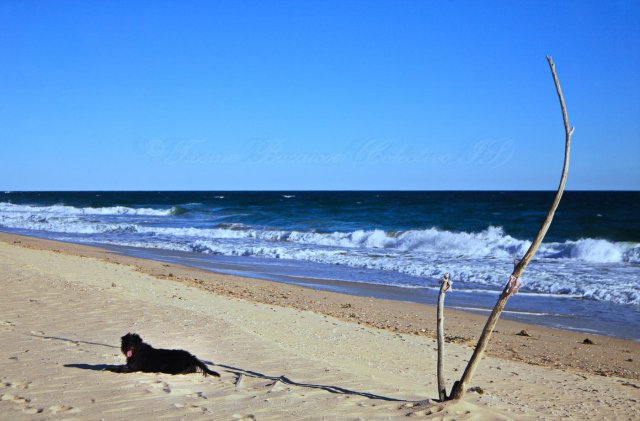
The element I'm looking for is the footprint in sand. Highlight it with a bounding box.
[65,343,88,354]
[266,380,289,394]
[49,404,81,415]
[232,414,256,420]
[0,320,15,330]
[141,380,209,398]
[174,403,209,413]
[185,391,207,400]
[1,392,45,415]
[139,380,172,394]
[22,406,44,415]
[403,402,445,418]
[1,393,30,405]
[2,380,31,390]
[169,387,198,397]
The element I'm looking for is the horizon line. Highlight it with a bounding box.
[2,189,639,193]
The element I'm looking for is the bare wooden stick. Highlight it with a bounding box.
[449,56,574,400]
[235,373,244,389]
[436,273,451,401]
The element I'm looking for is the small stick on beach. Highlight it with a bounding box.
[436,273,451,401]
[235,373,244,389]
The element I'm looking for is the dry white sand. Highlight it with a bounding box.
[1,240,638,420]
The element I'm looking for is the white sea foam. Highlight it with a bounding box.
[449,306,562,317]
[1,206,638,263]
[566,238,623,263]
[623,246,640,264]
[1,206,638,264]
[0,202,174,217]
[1,202,639,305]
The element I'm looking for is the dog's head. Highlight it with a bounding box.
[121,333,143,358]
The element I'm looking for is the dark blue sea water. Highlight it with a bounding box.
[1,191,639,339]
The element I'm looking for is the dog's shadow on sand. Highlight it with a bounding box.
[65,363,123,371]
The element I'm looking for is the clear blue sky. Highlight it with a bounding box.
[1,0,638,190]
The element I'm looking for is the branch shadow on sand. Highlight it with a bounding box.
[49,333,405,403]
[30,333,119,349]
[216,363,406,402]
[63,359,406,402]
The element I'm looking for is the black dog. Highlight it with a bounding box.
[114,333,220,377]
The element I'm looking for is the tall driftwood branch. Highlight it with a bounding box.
[449,56,574,400]
[436,273,451,401]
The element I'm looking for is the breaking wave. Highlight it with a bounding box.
[0,201,638,264]
[0,202,176,217]
[1,200,639,305]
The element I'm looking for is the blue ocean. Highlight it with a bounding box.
[1,191,639,339]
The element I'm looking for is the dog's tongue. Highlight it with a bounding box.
[126,350,132,358]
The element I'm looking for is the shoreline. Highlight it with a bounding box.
[101,243,640,341]
[1,231,638,381]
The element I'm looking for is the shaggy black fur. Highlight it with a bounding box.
[116,333,220,377]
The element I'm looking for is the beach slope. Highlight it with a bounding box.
[0,237,638,420]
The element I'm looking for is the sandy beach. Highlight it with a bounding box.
[0,232,638,420]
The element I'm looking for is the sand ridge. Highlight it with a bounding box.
[0,235,639,419]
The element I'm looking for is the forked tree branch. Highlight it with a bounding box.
[449,56,574,400]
